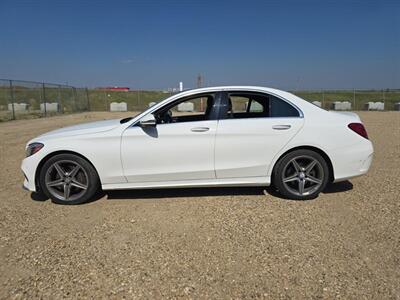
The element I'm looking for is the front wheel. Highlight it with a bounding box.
[39,154,100,205]
[273,149,329,200]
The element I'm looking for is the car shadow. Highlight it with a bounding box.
[105,186,268,200]
[105,180,353,201]
[30,192,48,202]
[322,180,353,194]
[30,181,353,203]
[30,189,105,204]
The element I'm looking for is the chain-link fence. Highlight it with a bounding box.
[0,79,90,121]
[87,89,172,112]
[1,79,399,122]
[291,89,400,111]
[82,88,400,113]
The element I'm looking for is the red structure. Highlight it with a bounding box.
[99,86,130,91]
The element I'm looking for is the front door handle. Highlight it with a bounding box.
[191,127,210,132]
[272,125,291,130]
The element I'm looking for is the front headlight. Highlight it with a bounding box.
[26,143,44,157]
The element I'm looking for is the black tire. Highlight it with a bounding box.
[272,149,329,200]
[39,153,100,205]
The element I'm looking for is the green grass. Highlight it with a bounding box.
[292,90,400,110]
[87,90,172,111]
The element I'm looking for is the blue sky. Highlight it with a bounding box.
[0,0,399,90]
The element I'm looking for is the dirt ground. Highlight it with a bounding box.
[0,111,399,299]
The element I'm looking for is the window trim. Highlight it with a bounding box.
[219,91,304,120]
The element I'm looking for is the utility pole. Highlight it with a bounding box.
[198,74,204,111]
[197,74,203,88]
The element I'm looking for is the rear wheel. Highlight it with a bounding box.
[273,149,329,200]
[39,154,100,205]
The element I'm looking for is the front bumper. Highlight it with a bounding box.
[22,182,29,191]
[21,157,39,192]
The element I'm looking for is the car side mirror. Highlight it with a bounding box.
[139,114,156,127]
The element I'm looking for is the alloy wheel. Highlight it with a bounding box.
[45,160,89,201]
[281,155,324,196]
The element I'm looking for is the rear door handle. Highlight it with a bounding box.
[191,127,210,132]
[272,125,291,130]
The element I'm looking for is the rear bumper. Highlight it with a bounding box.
[332,140,374,182]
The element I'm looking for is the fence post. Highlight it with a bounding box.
[104,91,108,111]
[9,80,16,120]
[58,85,63,113]
[85,88,90,111]
[73,87,78,111]
[42,82,47,117]
[353,89,356,110]
[321,90,325,109]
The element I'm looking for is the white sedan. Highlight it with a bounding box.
[22,86,373,204]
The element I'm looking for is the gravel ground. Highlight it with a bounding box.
[0,112,399,299]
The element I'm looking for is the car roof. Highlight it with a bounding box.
[175,86,301,103]
[174,86,311,111]
[178,86,284,95]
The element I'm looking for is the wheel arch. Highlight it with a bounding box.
[34,150,100,191]
[271,145,334,183]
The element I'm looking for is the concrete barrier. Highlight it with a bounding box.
[40,102,59,112]
[365,102,384,111]
[177,102,194,112]
[110,102,128,112]
[332,101,351,110]
[8,103,29,111]
[312,101,322,107]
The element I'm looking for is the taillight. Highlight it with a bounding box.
[348,123,368,139]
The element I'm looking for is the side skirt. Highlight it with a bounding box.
[102,176,270,190]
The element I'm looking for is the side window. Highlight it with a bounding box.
[229,96,248,113]
[249,100,264,112]
[154,94,215,124]
[226,93,269,119]
[223,92,300,119]
[270,96,300,117]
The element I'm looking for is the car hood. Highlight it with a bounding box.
[36,119,122,140]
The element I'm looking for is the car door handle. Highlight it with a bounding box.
[272,125,291,130]
[191,127,210,132]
